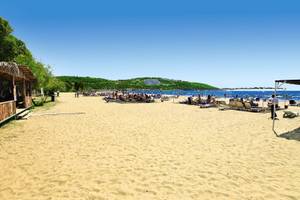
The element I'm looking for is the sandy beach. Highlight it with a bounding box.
[0,93,300,200]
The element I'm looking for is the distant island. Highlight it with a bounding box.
[222,87,283,90]
[56,76,218,91]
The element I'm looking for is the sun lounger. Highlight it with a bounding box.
[289,100,300,106]
[243,102,263,112]
[226,100,267,113]
[200,104,216,108]
[103,97,115,102]
[218,104,230,111]
[289,100,297,106]
[216,101,226,105]
[244,102,252,110]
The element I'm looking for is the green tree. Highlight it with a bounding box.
[45,77,65,93]
[0,17,12,38]
[0,16,65,94]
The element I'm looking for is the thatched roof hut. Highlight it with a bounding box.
[0,62,36,124]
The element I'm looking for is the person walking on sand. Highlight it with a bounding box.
[270,94,279,119]
[75,91,79,98]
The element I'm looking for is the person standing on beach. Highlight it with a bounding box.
[270,94,279,119]
[207,95,211,104]
[198,94,201,104]
[188,96,192,105]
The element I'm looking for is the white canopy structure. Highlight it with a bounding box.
[273,79,300,136]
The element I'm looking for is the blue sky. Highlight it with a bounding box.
[1,0,300,88]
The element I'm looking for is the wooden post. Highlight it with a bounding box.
[28,82,31,96]
[23,79,26,107]
[12,76,17,102]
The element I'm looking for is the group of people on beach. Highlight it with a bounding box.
[186,94,216,105]
[184,92,280,119]
[76,89,281,119]
[104,91,159,103]
[231,94,279,119]
[74,91,80,98]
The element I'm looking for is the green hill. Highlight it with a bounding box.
[57,76,218,91]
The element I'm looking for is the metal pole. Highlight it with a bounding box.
[262,90,264,109]
[272,81,278,136]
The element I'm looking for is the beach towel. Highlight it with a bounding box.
[283,111,299,119]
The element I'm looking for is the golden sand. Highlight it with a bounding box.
[0,93,300,200]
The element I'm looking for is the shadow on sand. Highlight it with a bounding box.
[279,127,300,141]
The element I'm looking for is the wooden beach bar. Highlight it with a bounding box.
[0,62,36,124]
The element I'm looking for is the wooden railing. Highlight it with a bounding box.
[0,101,16,122]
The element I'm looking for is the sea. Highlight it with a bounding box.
[130,89,300,101]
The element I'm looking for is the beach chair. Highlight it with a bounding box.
[290,100,298,106]
[103,96,116,103]
[200,104,216,108]
[229,100,237,108]
[235,101,245,110]
[244,102,252,110]
[244,102,265,112]
[216,101,226,105]
[221,100,240,111]
[218,104,230,111]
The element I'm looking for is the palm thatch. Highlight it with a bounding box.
[0,62,35,80]
[18,65,36,80]
[0,62,23,77]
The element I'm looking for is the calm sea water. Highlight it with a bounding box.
[130,90,300,101]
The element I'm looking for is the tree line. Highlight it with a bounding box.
[57,76,217,91]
